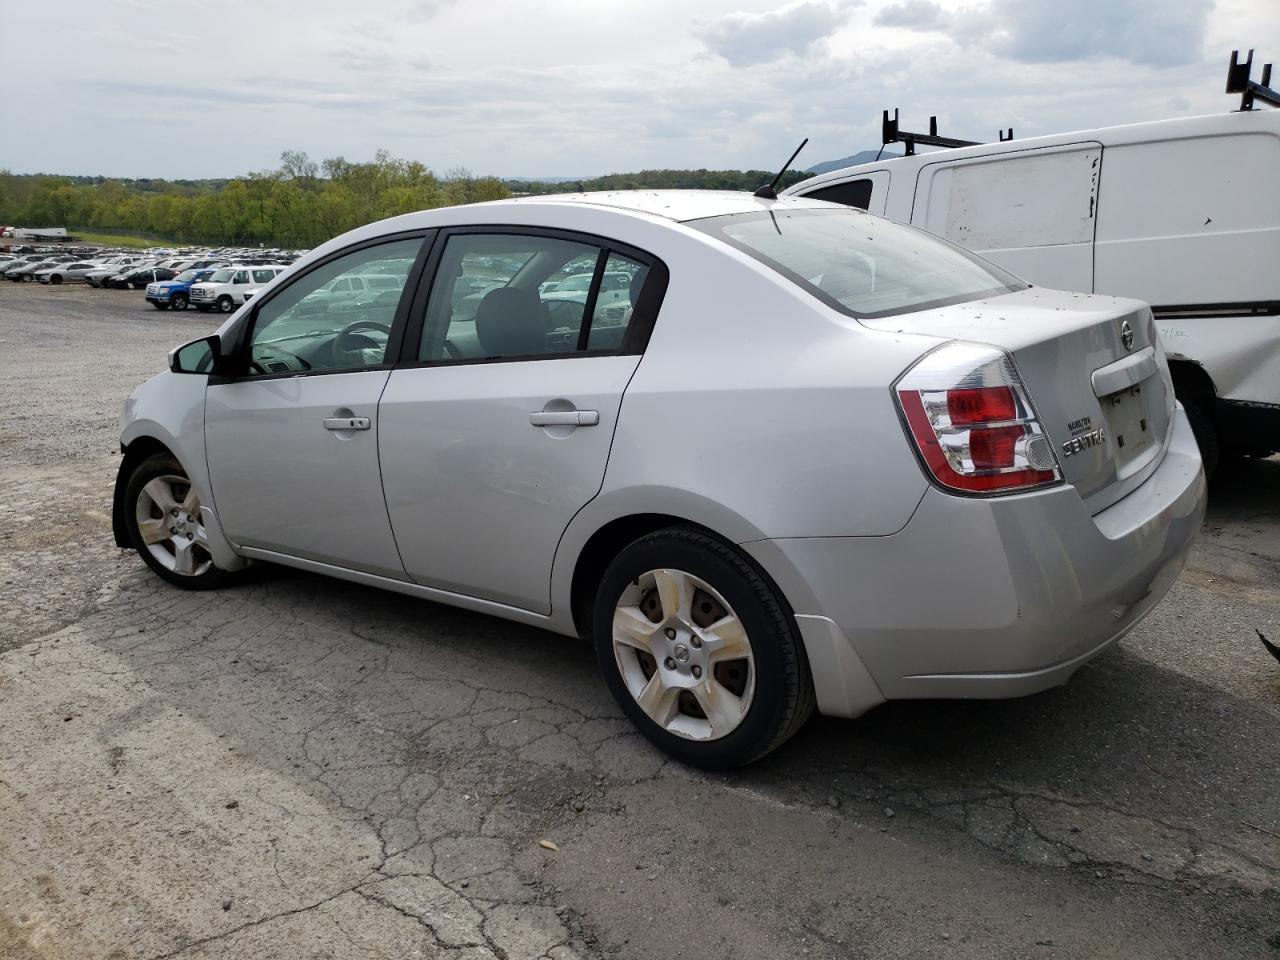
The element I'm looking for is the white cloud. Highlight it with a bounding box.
[695,0,862,66]
[0,0,1274,180]
[874,0,945,30]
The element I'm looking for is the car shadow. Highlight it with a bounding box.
[100,549,1280,840]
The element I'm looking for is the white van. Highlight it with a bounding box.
[190,264,288,314]
[785,105,1280,468]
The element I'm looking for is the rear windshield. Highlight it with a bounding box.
[694,207,1025,318]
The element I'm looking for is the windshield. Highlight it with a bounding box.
[694,207,1025,319]
[174,270,201,282]
[206,269,234,283]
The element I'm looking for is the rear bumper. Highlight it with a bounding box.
[746,408,1206,717]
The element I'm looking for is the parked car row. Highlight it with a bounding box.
[0,244,309,314]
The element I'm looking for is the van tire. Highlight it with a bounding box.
[1184,399,1218,478]
[216,295,234,313]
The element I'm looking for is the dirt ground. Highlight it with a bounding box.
[1,282,1277,960]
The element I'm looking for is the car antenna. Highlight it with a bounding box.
[753,138,808,199]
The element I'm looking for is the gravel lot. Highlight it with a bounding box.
[1,282,1277,960]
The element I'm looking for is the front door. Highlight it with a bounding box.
[204,235,428,580]
[379,229,663,613]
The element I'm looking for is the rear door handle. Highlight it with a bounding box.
[323,417,370,431]
[529,410,600,427]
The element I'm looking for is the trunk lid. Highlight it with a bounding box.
[864,287,1177,514]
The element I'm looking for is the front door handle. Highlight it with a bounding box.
[529,410,600,427]
[323,416,370,431]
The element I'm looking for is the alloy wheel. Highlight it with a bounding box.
[611,568,755,741]
[134,474,213,577]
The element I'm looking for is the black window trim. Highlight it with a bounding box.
[211,228,438,385]
[395,223,669,370]
[804,177,875,211]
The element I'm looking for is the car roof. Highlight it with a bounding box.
[501,189,833,223]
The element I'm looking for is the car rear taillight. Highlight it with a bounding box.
[895,343,1061,494]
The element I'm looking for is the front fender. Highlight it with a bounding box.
[115,371,246,571]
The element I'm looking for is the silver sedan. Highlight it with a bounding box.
[35,261,101,284]
[112,191,1205,767]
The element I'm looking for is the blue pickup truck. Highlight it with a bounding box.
[145,268,219,311]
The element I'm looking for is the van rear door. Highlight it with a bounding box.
[911,142,1102,293]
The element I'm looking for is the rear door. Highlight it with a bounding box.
[911,143,1102,293]
[378,228,666,613]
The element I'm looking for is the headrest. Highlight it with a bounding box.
[475,287,548,357]
[628,267,648,308]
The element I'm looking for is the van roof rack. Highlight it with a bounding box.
[881,109,1013,156]
[1226,49,1279,111]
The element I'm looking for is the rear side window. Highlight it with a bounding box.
[805,179,874,210]
[414,233,656,363]
[695,207,1025,319]
[251,269,276,283]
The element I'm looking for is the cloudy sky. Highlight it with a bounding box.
[1,0,1276,179]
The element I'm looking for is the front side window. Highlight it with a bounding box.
[417,233,649,362]
[694,207,1025,319]
[243,237,422,377]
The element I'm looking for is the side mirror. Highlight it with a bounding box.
[168,335,222,375]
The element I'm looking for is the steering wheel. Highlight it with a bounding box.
[334,319,392,359]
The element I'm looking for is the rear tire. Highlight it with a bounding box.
[123,453,234,591]
[591,527,815,768]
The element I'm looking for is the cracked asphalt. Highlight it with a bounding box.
[1,282,1277,960]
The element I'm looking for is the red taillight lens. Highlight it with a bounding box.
[896,344,1060,495]
[947,386,1015,425]
[968,424,1021,469]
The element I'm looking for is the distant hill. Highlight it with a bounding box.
[804,149,901,177]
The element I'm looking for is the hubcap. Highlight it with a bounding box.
[612,568,755,742]
[134,474,213,577]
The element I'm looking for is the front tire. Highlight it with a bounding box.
[50,274,63,284]
[152,301,170,311]
[124,454,233,590]
[216,295,234,313]
[591,528,815,768]
[171,292,188,311]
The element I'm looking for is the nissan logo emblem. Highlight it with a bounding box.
[1120,319,1135,352]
